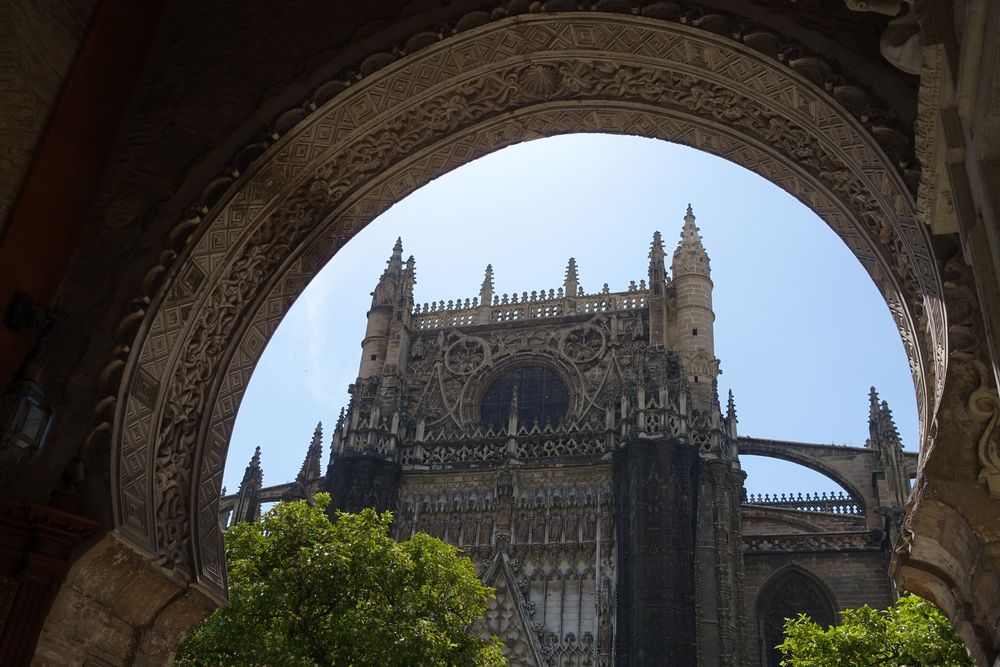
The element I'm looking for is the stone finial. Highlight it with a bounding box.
[671,205,711,277]
[869,386,880,421]
[480,264,494,305]
[565,257,580,297]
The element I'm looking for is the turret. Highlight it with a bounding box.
[670,205,714,355]
[670,205,718,403]
[232,446,263,524]
[359,238,415,379]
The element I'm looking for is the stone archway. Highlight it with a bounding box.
[108,11,941,604]
[30,9,970,663]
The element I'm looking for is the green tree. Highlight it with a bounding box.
[176,494,505,666]
[777,593,971,667]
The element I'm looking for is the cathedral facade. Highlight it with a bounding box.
[223,208,916,666]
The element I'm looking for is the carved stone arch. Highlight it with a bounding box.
[106,12,944,601]
[755,565,838,667]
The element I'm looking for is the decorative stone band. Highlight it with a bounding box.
[743,531,881,554]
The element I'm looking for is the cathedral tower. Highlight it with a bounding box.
[227,205,910,666]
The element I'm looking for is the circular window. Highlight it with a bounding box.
[480,365,569,429]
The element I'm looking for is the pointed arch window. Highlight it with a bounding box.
[758,570,835,667]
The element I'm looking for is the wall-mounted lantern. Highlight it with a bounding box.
[1,292,58,457]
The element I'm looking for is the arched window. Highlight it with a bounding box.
[480,365,569,429]
[758,570,835,667]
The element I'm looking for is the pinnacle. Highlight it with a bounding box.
[671,204,710,276]
[650,230,664,255]
[386,237,404,270]
[726,389,737,421]
[869,386,880,419]
[241,446,263,487]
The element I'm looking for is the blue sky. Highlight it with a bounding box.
[223,134,918,498]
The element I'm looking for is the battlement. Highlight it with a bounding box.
[412,281,650,330]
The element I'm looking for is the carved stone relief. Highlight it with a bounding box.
[395,467,615,666]
[107,13,942,596]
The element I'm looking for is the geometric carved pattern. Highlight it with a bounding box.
[110,13,943,598]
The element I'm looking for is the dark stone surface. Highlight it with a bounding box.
[614,438,701,666]
[324,454,401,517]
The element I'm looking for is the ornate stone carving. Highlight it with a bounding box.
[560,324,606,364]
[444,336,489,376]
[743,530,881,553]
[108,13,941,596]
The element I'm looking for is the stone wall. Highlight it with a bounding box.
[743,551,894,667]
[0,0,97,231]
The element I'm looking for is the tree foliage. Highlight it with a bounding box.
[777,593,971,666]
[176,494,505,666]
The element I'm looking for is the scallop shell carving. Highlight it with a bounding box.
[518,64,562,99]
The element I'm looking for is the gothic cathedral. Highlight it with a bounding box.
[223,207,915,666]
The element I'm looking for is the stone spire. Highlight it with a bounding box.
[565,257,580,298]
[867,387,902,450]
[648,231,667,287]
[866,387,909,536]
[480,264,494,306]
[726,389,738,434]
[232,446,263,524]
[299,422,324,495]
[671,204,710,277]
[388,236,403,271]
[370,237,405,307]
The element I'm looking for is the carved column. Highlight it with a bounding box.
[613,437,700,665]
[695,460,746,666]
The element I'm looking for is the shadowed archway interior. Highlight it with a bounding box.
[105,13,939,604]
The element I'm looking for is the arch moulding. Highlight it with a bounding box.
[105,12,943,601]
